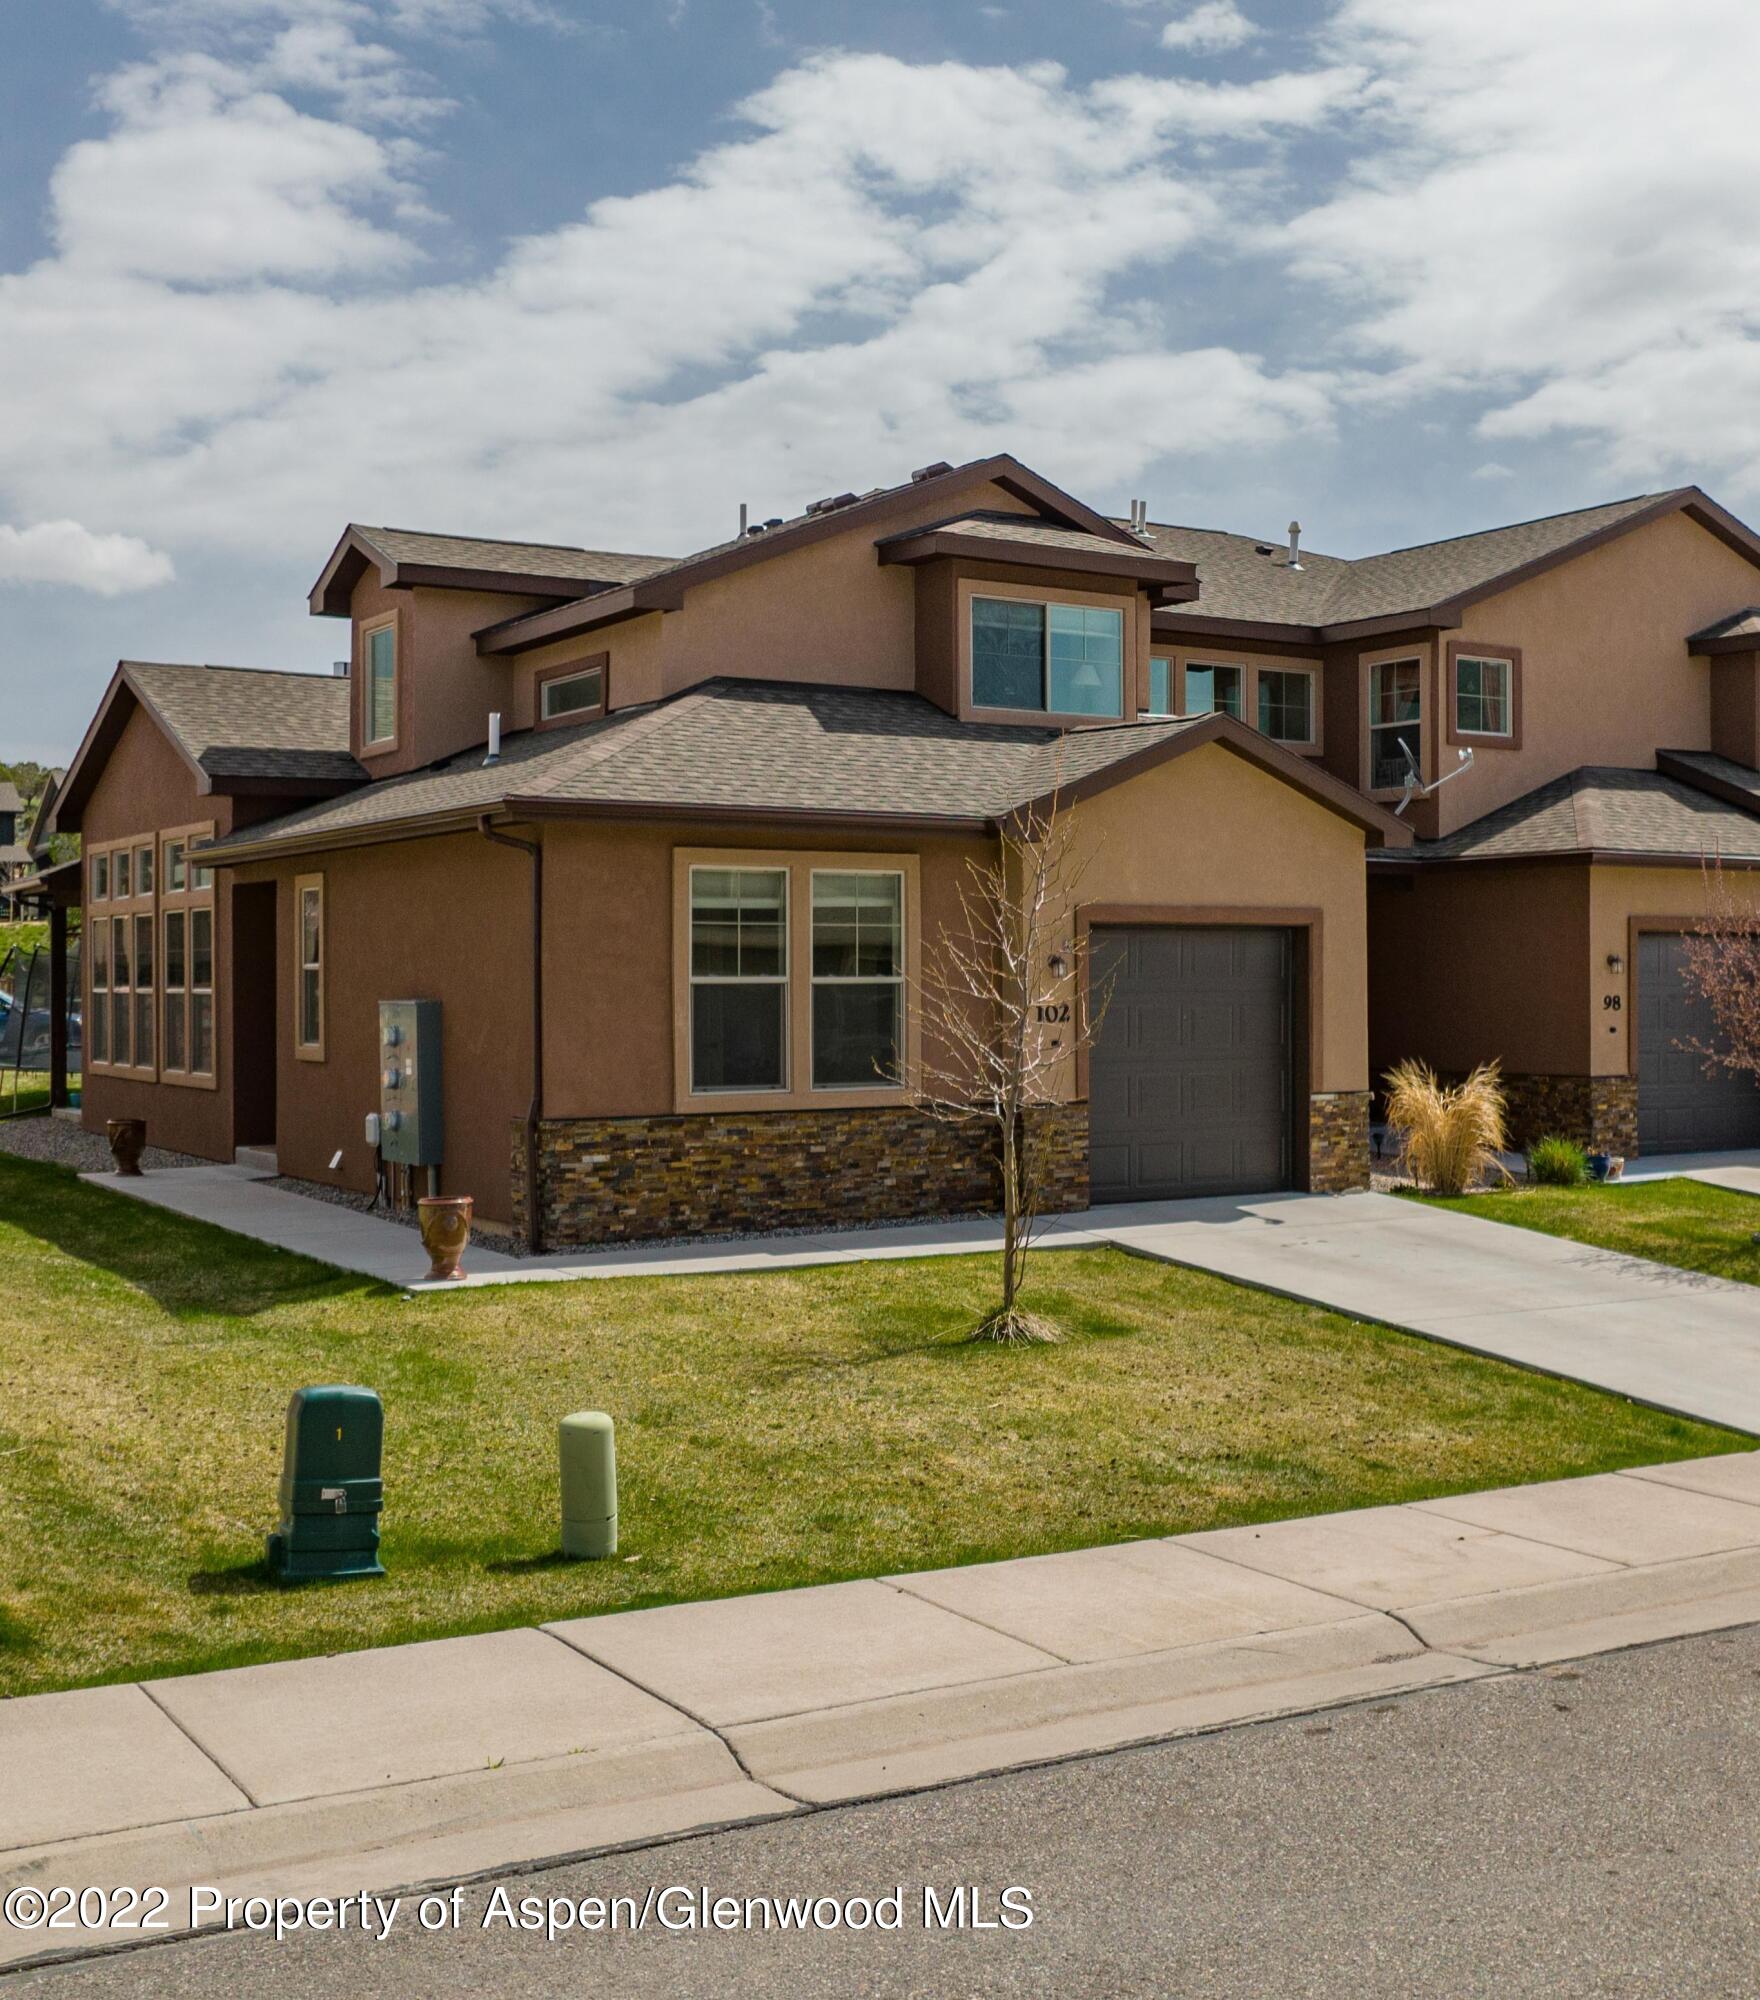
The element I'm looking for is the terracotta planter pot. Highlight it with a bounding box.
[417,1195,473,1281]
[106,1118,147,1177]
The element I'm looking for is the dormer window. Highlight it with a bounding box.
[365,620,397,746]
[971,598,1123,719]
[537,655,608,728]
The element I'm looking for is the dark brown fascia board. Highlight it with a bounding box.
[1686,628,1760,656]
[309,526,611,618]
[473,453,1148,658]
[1655,749,1760,812]
[505,796,990,835]
[203,771,365,800]
[1152,611,1325,646]
[1369,843,1760,872]
[877,528,1198,597]
[1318,609,1463,643]
[1010,711,1413,844]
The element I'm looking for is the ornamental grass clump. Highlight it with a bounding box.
[1527,1134,1590,1187]
[1384,1059,1511,1197]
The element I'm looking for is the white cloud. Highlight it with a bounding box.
[1287,0,1760,486]
[0,522,176,596]
[1160,2,1258,53]
[0,49,1352,562]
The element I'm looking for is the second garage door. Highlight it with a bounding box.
[1088,925,1295,1202]
[1636,931,1760,1153]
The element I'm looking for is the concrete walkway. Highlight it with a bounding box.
[9,1452,1760,1970]
[84,1160,1760,1431]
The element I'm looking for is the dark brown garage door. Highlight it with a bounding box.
[1088,926,1294,1202]
[1637,931,1760,1153]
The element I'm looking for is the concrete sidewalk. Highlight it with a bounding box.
[9,1452,1760,1969]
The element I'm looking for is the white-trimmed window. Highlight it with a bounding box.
[1184,663,1244,719]
[296,876,325,1057]
[689,867,788,1093]
[1454,654,1512,737]
[135,844,154,895]
[366,623,397,745]
[810,871,903,1089]
[109,913,132,1068]
[132,912,154,1069]
[1257,668,1315,744]
[114,849,131,900]
[164,838,186,892]
[1370,659,1423,790]
[539,663,604,722]
[971,599,1124,718]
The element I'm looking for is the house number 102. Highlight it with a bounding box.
[1035,1002,1072,1024]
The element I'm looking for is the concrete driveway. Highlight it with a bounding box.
[1094,1190,1760,1433]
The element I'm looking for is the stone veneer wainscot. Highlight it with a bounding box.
[1307,1090,1371,1193]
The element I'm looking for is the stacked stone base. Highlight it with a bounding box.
[1501,1073,1639,1158]
[513,1102,1090,1251]
[1307,1091,1371,1192]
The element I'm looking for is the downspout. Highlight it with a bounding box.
[477,814,544,1254]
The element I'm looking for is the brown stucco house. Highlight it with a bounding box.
[1137,487,1760,1157]
[48,454,1409,1246]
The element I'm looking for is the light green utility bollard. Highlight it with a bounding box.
[559,1410,617,1559]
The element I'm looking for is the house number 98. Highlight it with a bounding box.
[1602,994,1622,1011]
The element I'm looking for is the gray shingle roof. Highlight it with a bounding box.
[200,681,1215,856]
[0,782,20,815]
[1145,493,1675,630]
[910,514,1152,557]
[1380,765,1760,865]
[125,663,364,784]
[353,527,675,587]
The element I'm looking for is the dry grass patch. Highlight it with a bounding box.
[0,1152,1739,1696]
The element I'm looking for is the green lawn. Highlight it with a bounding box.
[0,919,49,959]
[0,1151,1741,1698]
[1418,1179,1760,1287]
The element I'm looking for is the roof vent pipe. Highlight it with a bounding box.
[332,660,350,678]
[738,502,748,536]
[1287,520,1303,570]
[483,712,501,767]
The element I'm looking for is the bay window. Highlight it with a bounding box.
[971,598,1124,718]
[1370,659,1423,790]
[811,872,903,1088]
[689,868,788,1092]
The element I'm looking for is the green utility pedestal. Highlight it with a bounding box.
[266,1384,386,1583]
[560,1410,617,1559]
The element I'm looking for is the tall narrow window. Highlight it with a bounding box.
[811,872,903,1089]
[1184,663,1243,719]
[1257,669,1314,744]
[163,910,187,1071]
[133,913,154,1069]
[1454,655,1512,737]
[190,908,214,1075]
[1370,659,1423,790]
[135,845,154,894]
[1147,656,1172,716]
[91,852,108,903]
[164,839,186,892]
[89,919,109,1065]
[297,877,324,1055]
[366,623,396,744]
[110,914,131,1068]
[689,868,787,1092]
[971,599,1123,717]
[114,850,131,899]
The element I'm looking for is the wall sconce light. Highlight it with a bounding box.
[1606,951,1625,976]
[1048,952,1068,978]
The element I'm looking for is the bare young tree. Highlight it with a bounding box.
[1679,854,1760,1080]
[909,787,1109,1344]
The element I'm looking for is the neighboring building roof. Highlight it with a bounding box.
[24,771,62,856]
[1375,765,1760,866]
[0,844,29,866]
[0,781,21,814]
[201,678,1404,863]
[1146,488,1760,642]
[53,662,364,830]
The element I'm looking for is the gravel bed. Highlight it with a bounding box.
[268,1175,531,1259]
[0,1112,204,1176]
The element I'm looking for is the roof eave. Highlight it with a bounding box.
[877,528,1198,597]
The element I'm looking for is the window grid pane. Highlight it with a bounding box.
[1455,656,1511,735]
[163,911,186,1072]
[971,598,1045,712]
[368,627,396,742]
[811,873,903,1088]
[690,868,788,1092]
[1047,605,1123,718]
[1370,659,1424,789]
[165,840,186,892]
[1257,670,1313,743]
[1147,657,1171,715]
[1185,664,1243,719]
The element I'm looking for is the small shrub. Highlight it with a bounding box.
[1383,1058,1511,1197]
[1527,1135,1589,1187]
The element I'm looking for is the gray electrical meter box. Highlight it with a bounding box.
[378,999,442,1167]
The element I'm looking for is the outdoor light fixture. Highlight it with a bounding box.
[1606,951,1625,975]
[1048,951,1068,977]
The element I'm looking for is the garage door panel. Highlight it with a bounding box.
[1637,931,1760,1153]
[1089,924,1295,1202]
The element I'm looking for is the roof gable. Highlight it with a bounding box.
[309,525,676,617]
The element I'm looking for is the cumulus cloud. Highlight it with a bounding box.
[0,522,176,596]
[1159,2,1258,52]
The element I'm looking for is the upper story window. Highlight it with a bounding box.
[91,852,108,903]
[1370,659,1423,790]
[972,598,1123,719]
[1454,654,1512,737]
[365,623,397,746]
[1184,663,1244,720]
[1147,656,1172,716]
[539,660,605,724]
[689,867,788,1093]
[1258,669,1315,745]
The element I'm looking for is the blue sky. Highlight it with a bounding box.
[5,0,1758,760]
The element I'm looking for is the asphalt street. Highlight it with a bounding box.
[18,1625,1760,1999]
